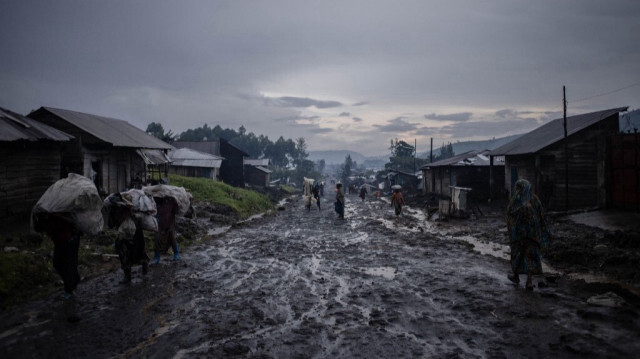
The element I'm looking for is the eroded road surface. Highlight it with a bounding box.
[2,196,639,358]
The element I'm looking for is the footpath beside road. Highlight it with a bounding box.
[1,195,639,358]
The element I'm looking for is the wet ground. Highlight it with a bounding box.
[1,195,640,358]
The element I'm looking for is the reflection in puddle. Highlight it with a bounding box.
[207,226,231,236]
[363,266,396,280]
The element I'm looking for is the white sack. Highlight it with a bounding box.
[32,173,104,235]
[143,184,192,216]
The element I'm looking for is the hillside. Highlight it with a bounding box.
[307,150,369,165]
[417,134,522,158]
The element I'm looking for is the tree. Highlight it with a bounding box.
[341,155,353,185]
[145,122,175,143]
[433,142,454,161]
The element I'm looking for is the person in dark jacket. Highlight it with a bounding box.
[44,213,81,299]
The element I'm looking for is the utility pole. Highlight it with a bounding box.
[414,138,417,174]
[430,138,433,163]
[563,85,569,211]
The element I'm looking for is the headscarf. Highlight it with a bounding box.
[508,179,532,214]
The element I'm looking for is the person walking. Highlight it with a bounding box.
[391,188,405,216]
[335,183,345,219]
[312,181,321,210]
[103,194,150,284]
[44,214,81,299]
[152,196,180,264]
[359,184,368,202]
[506,179,552,291]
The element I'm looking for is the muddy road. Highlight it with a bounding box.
[2,195,639,358]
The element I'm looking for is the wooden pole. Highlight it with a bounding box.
[564,85,569,211]
[430,138,433,163]
[414,138,416,174]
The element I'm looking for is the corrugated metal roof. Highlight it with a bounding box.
[490,107,628,156]
[420,150,500,169]
[0,107,73,142]
[169,147,224,168]
[254,166,272,173]
[137,149,172,165]
[37,107,172,149]
[244,158,270,166]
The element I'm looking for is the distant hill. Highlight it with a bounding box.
[309,134,523,166]
[417,134,522,158]
[307,150,368,165]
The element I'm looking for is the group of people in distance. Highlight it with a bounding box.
[332,182,405,220]
[334,178,552,292]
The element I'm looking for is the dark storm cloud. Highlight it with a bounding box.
[352,117,363,122]
[374,117,419,132]
[264,96,343,109]
[309,128,334,134]
[339,112,351,117]
[424,112,473,122]
[0,1,639,154]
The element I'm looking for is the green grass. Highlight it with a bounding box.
[280,184,297,194]
[168,174,273,218]
[0,250,54,309]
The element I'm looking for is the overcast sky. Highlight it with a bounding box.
[1,1,639,156]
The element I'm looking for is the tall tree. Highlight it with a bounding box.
[145,122,175,143]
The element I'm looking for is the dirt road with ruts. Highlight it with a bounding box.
[2,194,639,358]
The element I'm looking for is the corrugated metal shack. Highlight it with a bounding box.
[384,170,419,193]
[28,107,172,195]
[173,139,248,187]
[244,159,271,187]
[490,107,628,210]
[169,147,224,180]
[420,150,505,200]
[0,107,73,230]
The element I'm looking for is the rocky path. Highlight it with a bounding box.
[1,195,639,358]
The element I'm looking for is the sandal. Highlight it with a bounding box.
[508,274,520,284]
[525,282,534,291]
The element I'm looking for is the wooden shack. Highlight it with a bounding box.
[244,159,271,187]
[0,107,73,231]
[28,107,172,195]
[173,139,248,187]
[384,170,419,193]
[490,107,628,210]
[421,150,505,200]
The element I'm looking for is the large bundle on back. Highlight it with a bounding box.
[103,189,158,232]
[31,173,104,235]
[143,184,192,216]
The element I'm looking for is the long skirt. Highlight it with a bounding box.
[510,237,543,275]
[154,228,177,253]
[116,228,149,270]
[53,236,80,293]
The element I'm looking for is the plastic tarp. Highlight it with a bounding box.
[143,184,192,216]
[103,189,159,232]
[31,173,104,235]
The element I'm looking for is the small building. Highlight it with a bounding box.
[244,159,271,187]
[173,139,248,187]
[490,107,628,210]
[169,147,223,180]
[28,107,172,194]
[0,107,73,230]
[420,150,505,200]
[384,170,419,193]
